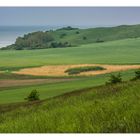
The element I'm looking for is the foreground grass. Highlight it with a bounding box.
[0,80,139,133]
[0,69,136,104]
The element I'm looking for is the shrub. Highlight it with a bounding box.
[50,42,71,48]
[131,69,140,80]
[76,31,80,34]
[96,38,104,43]
[135,70,140,79]
[83,36,87,40]
[25,89,40,101]
[60,33,67,38]
[106,73,122,84]
[65,66,105,75]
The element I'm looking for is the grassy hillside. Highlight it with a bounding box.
[0,69,136,104]
[0,79,139,133]
[2,24,140,50]
[54,24,140,45]
[0,38,140,70]
[0,24,139,133]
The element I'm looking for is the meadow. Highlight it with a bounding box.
[0,79,139,133]
[0,38,140,70]
[0,25,140,133]
[0,37,139,104]
[0,69,137,104]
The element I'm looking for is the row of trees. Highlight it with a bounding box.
[14,31,54,50]
[4,31,71,50]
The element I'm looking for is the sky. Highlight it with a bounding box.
[0,7,140,27]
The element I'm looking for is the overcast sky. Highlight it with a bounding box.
[0,7,140,26]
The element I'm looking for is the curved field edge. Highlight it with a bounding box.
[0,69,137,104]
[0,79,139,133]
[14,64,140,76]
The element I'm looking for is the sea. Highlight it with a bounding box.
[0,25,61,48]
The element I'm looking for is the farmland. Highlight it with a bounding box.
[0,24,140,133]
[0,69,137,104]
[0,38,140,69]
[0,36,139,104]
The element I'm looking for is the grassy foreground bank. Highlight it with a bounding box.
[0,79,139,133]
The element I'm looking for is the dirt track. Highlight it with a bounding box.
[0,79,74,88]
[14,64,140,76]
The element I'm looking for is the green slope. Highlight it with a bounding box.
[54,24,140,45]
[0,38,140,69]
[3,24,140,50]
[0,79,140,132]
[0,69,137,104]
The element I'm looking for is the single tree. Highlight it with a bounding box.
[131,69,140,80]
[106,73,122,84]
[25,89,40,101]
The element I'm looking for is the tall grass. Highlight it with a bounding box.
[0,80,139,133]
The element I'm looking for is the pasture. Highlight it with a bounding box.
[0,38,140,70]
[0,38,140,104]
[0,69,137,104]
[0,28,140,133]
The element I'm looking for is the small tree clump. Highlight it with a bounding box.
[131,69,140,81]
[135,70,140,79]
[25,89,40,101]
[96,38,104,43]
[106,73,122,84]
[83,36,87,40]
[76,31,80,34]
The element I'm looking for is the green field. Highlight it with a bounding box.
[0,25,140,133]
[0,79,139,133]
[0,38,140,69]
[0,69,137,104]
[0,37,139,104]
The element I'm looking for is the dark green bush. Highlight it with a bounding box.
[106,73,122,84]
[83,36,87,40]
[135,70,140,79]
[131,69,140,81]
[96,38,104,43]
[50,42,71,48]
[57,26,78,30]
[65,66,105,75]
[25,89,40,101]
[60,33,67,38]
[76,31,80,34]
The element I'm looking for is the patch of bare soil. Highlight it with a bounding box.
[14,64,140,76]
[0,79,74,88]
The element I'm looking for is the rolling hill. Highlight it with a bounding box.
[0,37,140,71]
[0,24,140,133]
[2,24,140,50]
